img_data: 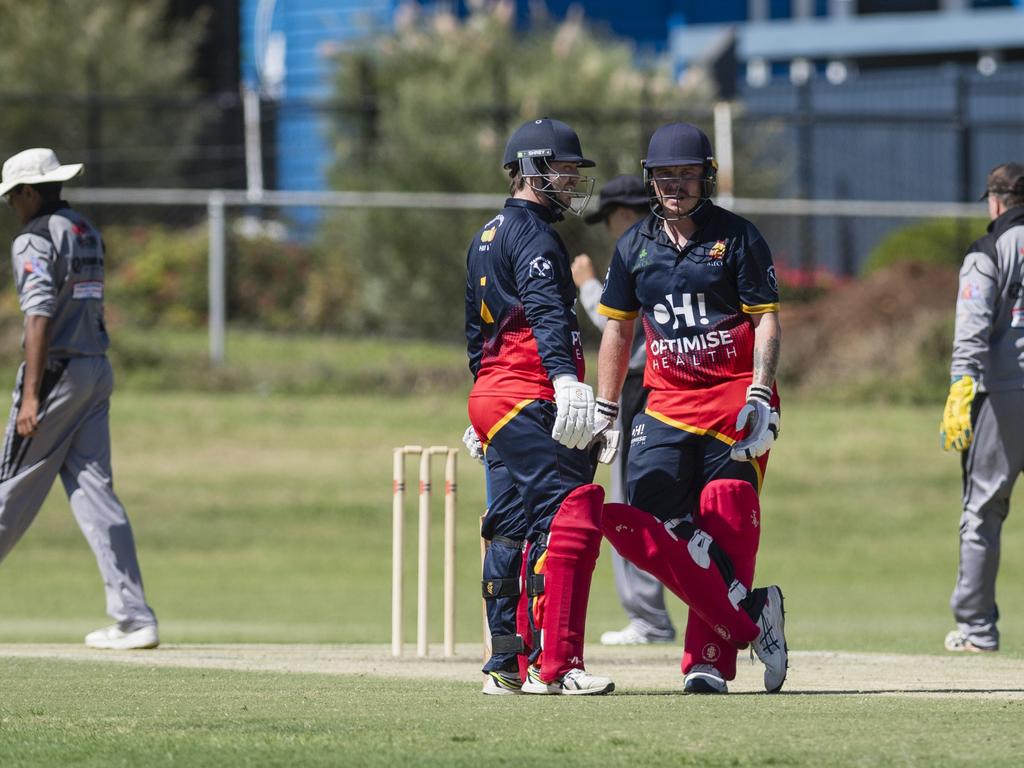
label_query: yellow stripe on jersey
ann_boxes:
[645,408,764,494]
[485,399,535,445]
[741,302,780,315]
[480,300,494,324]
[598,304,640,321]
[646,408,735,445]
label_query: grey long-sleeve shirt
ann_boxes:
[951,206,1024,392]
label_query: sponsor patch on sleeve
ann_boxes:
[72,281,104,300]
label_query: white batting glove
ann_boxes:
[730,384,780,462]
[462,425,484,464]
[551,375,595,450]
[591,397,621,464]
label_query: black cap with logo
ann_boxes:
[979,162,1024,201]
[584,175,648,224]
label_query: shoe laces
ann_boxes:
[758,611,782,656]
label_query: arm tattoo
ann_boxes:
[753,333,780,389]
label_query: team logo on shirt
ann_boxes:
[709,240,727,259]
[767,266,778,292]
[653,292,709,329]
[631,247,650,274]
[529,256,553,279]
[478,214,504,251]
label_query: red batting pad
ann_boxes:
[602,502,759,649]
[535,484,604,682]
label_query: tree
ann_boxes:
[323,1,715,339]
[0,0,207,189]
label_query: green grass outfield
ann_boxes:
[1,388,1022,766]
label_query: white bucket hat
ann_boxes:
[0,148,83,198]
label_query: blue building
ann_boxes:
[239,0,1024,208]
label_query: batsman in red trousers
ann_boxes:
[464,118,615,696]
[596,123,789,693]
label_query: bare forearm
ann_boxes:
[751,312,781,389]
[598,318,633,402]
[22,315,51,399]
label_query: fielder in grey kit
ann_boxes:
[0,148,157,650]
[942,162,1024,653]
[573,175,675,645]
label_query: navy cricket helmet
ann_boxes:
[503,118,595,217]
[642,122,717,220]
[502,118,595,170]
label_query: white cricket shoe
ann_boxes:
[85,623,159,650]
[521,665,615,695]
[600,624,650,646]
[944,630,997,653]
[683,664,728,694]
[482,670,524,695]
[752,586,787,693]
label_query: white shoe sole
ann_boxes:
[521,678,615,695]
[683,673,728,694]
[85,625,159,650]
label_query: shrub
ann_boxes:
[864,217,988,274]
[103,223,355,332]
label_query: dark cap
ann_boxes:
[979,162,1024,201]
[584,175,647,225]
[643,123,715,170]
[502,117,595,170]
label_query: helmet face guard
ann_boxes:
[519,154,596,217]
[643,161,717,221]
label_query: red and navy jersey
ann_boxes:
[465,198,585,401]
[598,205,778,422]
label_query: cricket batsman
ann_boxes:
[596,123,788,693]
[465,117,614,695]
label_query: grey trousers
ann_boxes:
[0,356,156,629]
[950,389,1024,649]
[607,372,675,640]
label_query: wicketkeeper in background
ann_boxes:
[0,148,158,650]
[571,174,676,646]
[941,162,1024,654]
[465,118,614,695]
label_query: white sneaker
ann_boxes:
[683,664,728,694]
[600,624,650,646]
[521,665,615,695]
[482,670,524,695]
[85,623,159,650]
[752,586,787,693]
[944,630,997,653]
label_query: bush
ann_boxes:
[104,224,355,332]
[105,225,209,328]
[864,217,988,274]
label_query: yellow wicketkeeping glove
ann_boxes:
[940,375,976,452]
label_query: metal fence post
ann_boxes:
[713,100,735,204]
[207,190,226,364]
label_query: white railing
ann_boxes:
[64,186,986,363]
